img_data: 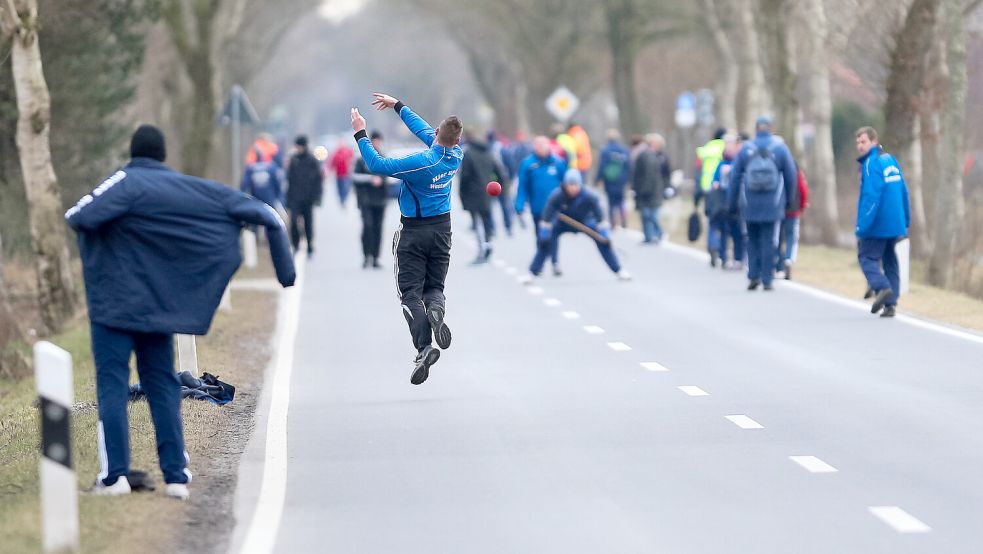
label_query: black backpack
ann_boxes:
[746,143,780,193]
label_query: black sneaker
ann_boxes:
[362,256,371,269]
[783,260,792,280]
[871,289,892,314]
[763,282,774,291]
[483,246,493,262]
[710,252,719,268]
[864,287,875,299]
[880,305,897,318]
[747,280,761,291]
[410,345,440,385]
[427,306,452,349]
[372,258,382,269]
[552,264,563,277]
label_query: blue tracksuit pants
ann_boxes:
[858,237,901,307]
[530,222,621,275]
[92,322,190,486]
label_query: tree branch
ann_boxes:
[966,0,983,15]
[0,0,20,36]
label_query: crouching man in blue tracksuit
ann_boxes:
[351,93,464,385]
[65,125,295,500]
[522,170,632,282]
[855,126,910,318]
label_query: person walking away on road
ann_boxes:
[515,135,567,276]
[65,125,295,500]
[708,135,745,269]
[855,126,910,318]
[241,145,284,211]
[351,93,464,385]
[568,121,593,182]
[695,128,728,257]
[523,169,631,282]
[352,131,391,269]
[727,116,798,291]
[329,142,354,208]
[550,123,578,167]
[486,131,515,236]
[776,167,809,279]
[459,130,504,264]
[245,133,282,167]
[631,133,671,244]
[597,129,632,230]
[286,135,323,257]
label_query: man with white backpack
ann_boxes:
[727,116,798,291]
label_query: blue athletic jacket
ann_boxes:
[856,145,910,238]
[241,160,283,208]
[355,103,463,218]
[66,157,295,335]
[515,153,567,217]
[541,187,605,228]
[596,140,631,194]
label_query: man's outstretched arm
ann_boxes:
[371,92,436,147]
[351,107,429,177]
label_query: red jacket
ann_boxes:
[329,146,353,177]
[786,168,809,218]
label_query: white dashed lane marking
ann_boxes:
[725,415,764,429]
[677,385,709,396]
[868,506,931,533]
[607,342,632,352]
[583,325,605,334]
[640,362,669,372]
[543,298,562,307]
[505,267,517,275]
[789,456,838,474]
[492,259,506,268]
[562,311,581,319]
[527,286,544,295]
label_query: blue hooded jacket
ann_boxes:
[856,145,910,238]
[596,140,631,195]
[515,153,567,217]
[66,157,295,335]
[728,132,798,222]
[355,103,464,218]
[241,159,283,208]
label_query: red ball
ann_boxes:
[486,181,502,196]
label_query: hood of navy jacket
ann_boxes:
[855,145,911,238]
[727,132,798,222]
[66,157,295,335]
[515,153,567,216]
[355,104,463,218]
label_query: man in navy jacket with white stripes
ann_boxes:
[351,93,463,385]
[66,125,295,500]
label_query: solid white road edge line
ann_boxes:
[239,252,306,554]
[725,414,764,429]
[789,455,838,473]
[678,385,709,396]
[868,506,931,533]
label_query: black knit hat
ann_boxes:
[370,130,383,141]
[130,124,166,162]
[295,135,308,147]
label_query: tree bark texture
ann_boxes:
[736,0,771,132]
[702,0,738,131]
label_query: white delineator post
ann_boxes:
[220,285,233,312]
[34,341,80,554]
[177,334,199,374]
[243,229,258,268]
[896,238,911,294]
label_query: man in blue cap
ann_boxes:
[522,169,631,282]
[727,116,798,290]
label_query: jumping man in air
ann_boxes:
[351,93,464,385]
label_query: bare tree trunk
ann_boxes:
[0,231,29,378]
[702,0,738,130]
[604,0,647,136]
[797,0,840,246]
[883,0,940,257]
[1,0,79,334]
[928,0,967,287]
[736,0,770,132]
[756,0,798,152]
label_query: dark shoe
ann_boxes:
[372,258,383,269]
[552,265,563,277]
[763,282,774,291]
[410,346,440,385]
[710,251,719,268]
[427,306,452,349]
[483,246,493,261]
[880,305,897,318]
[871,289,892,314]
[362,256,371,269]
[864,287,875,299]
[783,260,792,280]
[307,249,314,260]
[747,280,761,291]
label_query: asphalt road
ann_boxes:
[236,199,983,553]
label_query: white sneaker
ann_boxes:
[616,270,633,281]
[90,475,131,496]
[165,483,190,500]
[518,273,535,285]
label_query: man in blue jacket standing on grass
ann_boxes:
[66,125,295,500]
[351,93,463,385]
[515,135,567,275]
[855,126,910,318]
[728,116,798,291]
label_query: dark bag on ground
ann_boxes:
[687,210,702,242]
[129,371,236,405]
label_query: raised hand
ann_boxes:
[351,107,366,133]
[371,92,398,111]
